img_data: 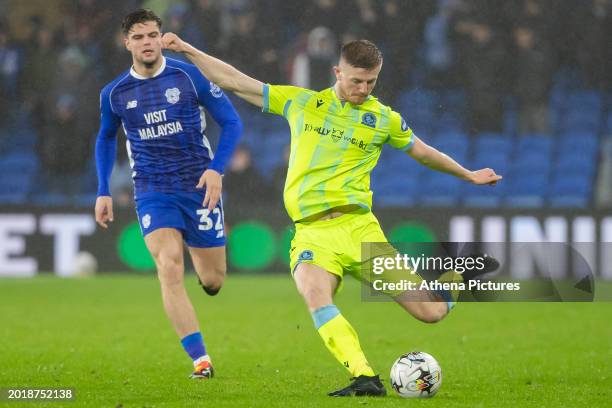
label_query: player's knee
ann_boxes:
[416,304,447,324]
[156,256,183,287]
[198,265,226,294]
[203,284,221,296]
[300,286,332,310]
[199,275,224,296]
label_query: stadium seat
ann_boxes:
[463,182,505,208]
[435,111,465,134]
[504,172,548,208]
[548,175,592,208]
[462,155,508,207]
[0,152,39,174]
[474,133,513,157]
[431,131,469,160]
[378,144,423,175]
[30,192,73,206]
[438,89,466,115]
[419,172,461,207]
[565,109,601,126]
[74,193,97,207]
[555,156,597,181]
[372,176,418,207]
[398,89,437,135]
[397,89,437,112]
[511,150,552,176]
[0,192,28,204]
[0,172,34,195]
[557,132,599,156]
[566,90,602,112]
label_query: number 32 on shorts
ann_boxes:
[196,207,224,238]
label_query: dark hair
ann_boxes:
[340,39,383,69]
[121,9,162,36]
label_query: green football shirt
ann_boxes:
[262,84,414,222]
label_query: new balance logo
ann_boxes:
[126,100,138,109]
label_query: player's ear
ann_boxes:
[333,65,341,80]
[124,37,131,51]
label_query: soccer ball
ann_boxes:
[390,351,442,398]
[73,251,98,277]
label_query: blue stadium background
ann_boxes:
[0,0,611,211]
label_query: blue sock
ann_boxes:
[181,332,207,361]
[434,289,456,313]
[311,304,340,329]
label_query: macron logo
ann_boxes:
[126,100,138,109]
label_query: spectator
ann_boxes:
[574,0,612,90]
[222,8,281,83]
[21,23,58,131]
[452,1,509,134]
[163,3,205,62]
[224,145,273,206]
[375,0,423,101]
[38,94,89,180]
[188,0,222,54]
[424,0,461,88]
[512,24,555,134]
[290,26,337,90]
[300,0,354,41]
[0,22,21,124]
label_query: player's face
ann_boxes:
[124,21,162,67]
[334,60,382,105]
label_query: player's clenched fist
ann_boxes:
[468,168,503,185]
[95,196,114,229]
[162,32,186,53]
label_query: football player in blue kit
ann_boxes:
[94,9,243,379]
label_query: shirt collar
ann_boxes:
[130,57,166,80]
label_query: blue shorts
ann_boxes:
[134,191,225,248]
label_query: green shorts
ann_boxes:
[290,211,401,292]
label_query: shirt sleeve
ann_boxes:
[189,68,243,174]
[387,110,414,151]
[95,86,121,196]
[262,84,305,117]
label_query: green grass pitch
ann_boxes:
[1,275,611,407]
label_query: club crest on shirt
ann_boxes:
[142,214,151,229]
[210,82,223,98]
[298,250,313,261]
[165,87,181,104]
[361,112,377,128]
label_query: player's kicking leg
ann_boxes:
[294,263,386,397]
[145,228,213,379]
[186,246,226,378]
[386,251,500,323]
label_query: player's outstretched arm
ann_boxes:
[407,136,502,185]
[162,32,264,108]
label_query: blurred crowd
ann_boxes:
[1,0,611,208]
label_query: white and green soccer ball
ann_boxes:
[390,351,442,398]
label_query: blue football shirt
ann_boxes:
[96,57,241,197]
